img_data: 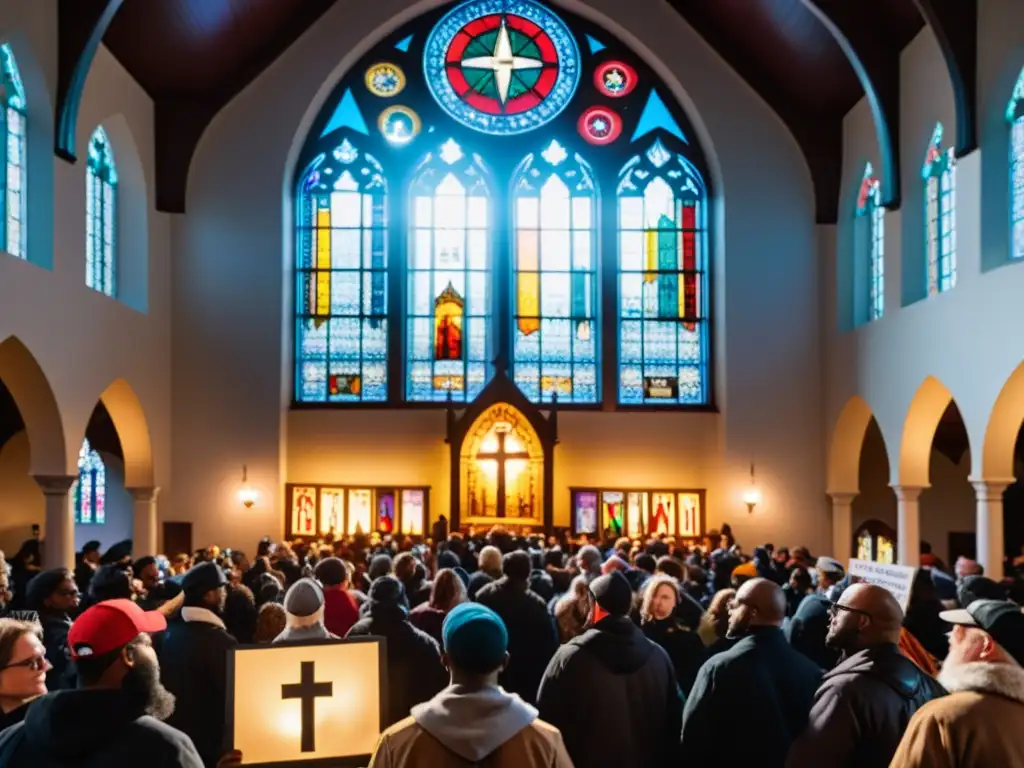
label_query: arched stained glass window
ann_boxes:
[512,139,598,403]
[856,163,884,321]
[1008,67,1024,260]
[407,139,491,402]
[293,0,711,408]
[86,126,117,296]
[0,44,26,259]
[296,139,389,402]
[74,438,105,525]
[618,138,707,405]
[922,122,955,295]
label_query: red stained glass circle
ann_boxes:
[594,61,637,98]
[577,106,622,145]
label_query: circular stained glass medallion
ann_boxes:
[594,61,636,98]
[577,105,621,145]
[365,62,407,97]
[424,0,581,136]
[378,105,422,146]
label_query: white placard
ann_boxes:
[848,559,918,612]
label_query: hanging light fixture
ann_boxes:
[743,462,762,514]
[237,465,257,509]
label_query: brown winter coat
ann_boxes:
[889,661,1024,768]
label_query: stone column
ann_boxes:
[33,475,77,570]
[892,485,924,567]
[129,487,160,557]
[970,478,1012,579]
[828,492,857,562]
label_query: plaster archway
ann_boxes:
[898,375,960,488]
[981,360,1024,482]
[0,335,66,476]
[828,395,876,494]
[97,378,153,489]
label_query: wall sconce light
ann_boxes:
[742,462,762,514]
[237,465,257,509]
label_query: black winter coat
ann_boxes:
[38,610,74,691]
[788,593,841,670]
[0,688,202,767]
[345,602,447,727]
[159,610,237,767]
[682,626,822,768]
[641,617,707,698]
[537,615,683,768]
[474,577,558,706]
[785,643,946,768]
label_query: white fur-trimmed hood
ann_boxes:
[938,661,1024,705]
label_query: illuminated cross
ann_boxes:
[476,428,530,518]
[281,661,333,753]
[461,18,544,105]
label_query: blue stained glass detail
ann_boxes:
[921,122,956,295]
[631,89,687,144]
[856,162,885,321]
[586,35,606,54]
[74,439,106,525]
[1008,67,1024,260]
[423,0,581,136]
[1,44,27,259]
[395,35,414,53]
[86,127,117,296]
[295,138,388,402]
[320,89,370,138]
[512,144,598,403]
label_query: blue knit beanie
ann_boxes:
[442,603,508,674]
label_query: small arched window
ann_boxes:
[1008,67,1024,260]
[922,122,956,295]
[74,438,106,525]
[86,126,117,296]
[856,163,884,320]
[0,44,26,259]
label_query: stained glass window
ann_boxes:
[856,163,884,321]
[407,139,491,401]
[512,140,598,403]
[0,45,26,260]
[1008,67,1024,260]
[618,138,707,405]
[86,127,117,296]
[74,439,105,525]
[922,123,956,295]
[295,138,388,402]
[294,0,711,408]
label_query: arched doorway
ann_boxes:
[850,417,897,561]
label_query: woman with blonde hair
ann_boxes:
[0,619,49,728]
[553,575,593,643]
[698,587,737,655]
[639,575,706,696]
[409,568,466,645]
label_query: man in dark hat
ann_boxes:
[74,540,102,595]
[537,570,682,768]
[346,575,447,727]
[159,561,237,767]
[100,539,133,567]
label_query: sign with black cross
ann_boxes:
[227,637,387,766]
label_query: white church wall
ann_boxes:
[828,1,1024,558]
[176,0,825,551]
[0,0,171,504]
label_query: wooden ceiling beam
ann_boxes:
[802,0,902,213]
[55,0,126,162]
[912,0,978,157]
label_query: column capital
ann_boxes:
[890,484,927,502]
[968,477,1015,500]
[827,491,858,505]
[32,474,77,495]
[127,487,161,503]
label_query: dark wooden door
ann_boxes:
[162,522,192,558]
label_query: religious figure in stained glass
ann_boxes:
[86,127,117,297]
[856,163,885,321]
[678,492,700,537]
[347,489,372,535]
[74,439,105,525]
[1008,67,1024,260]
[320,489,344,535]
[377,491,396,533]
[460,403,542,525]
[573,490,598,534]
[602,491,624,537]
[650,492,673,535]
[434,282,465,360]
[400,490,426,535]
[291,486,317,537]
[922,123,956,296]
[1,44,26,260]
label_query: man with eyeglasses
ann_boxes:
[785,583,945,767]
[681,578,821,767]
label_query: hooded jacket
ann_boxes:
[537,615,682,767]
[368,685,572,768]
[785,642,946,768]
[0,688,202,767]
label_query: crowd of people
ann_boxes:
[0,523,1020,766]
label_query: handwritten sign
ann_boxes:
[228,637,385,766]
[848,559,917,612]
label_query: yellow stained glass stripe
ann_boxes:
[644,228,658,283]
[516,230,540,335]
[316,208,331,319]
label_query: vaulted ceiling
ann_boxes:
[55,0,978,222]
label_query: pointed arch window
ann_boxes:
[1008,67,1024,260]
[618,138,707,405]
[922,123,956,295]
[74,438,105,525]
[86,127,117,296]
[856,163,884,320]
[512,139,598,403]
[406,139,491,402]
[296,139,389,402]
[0,44,26,259]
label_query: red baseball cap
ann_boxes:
[68,599,167,659]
